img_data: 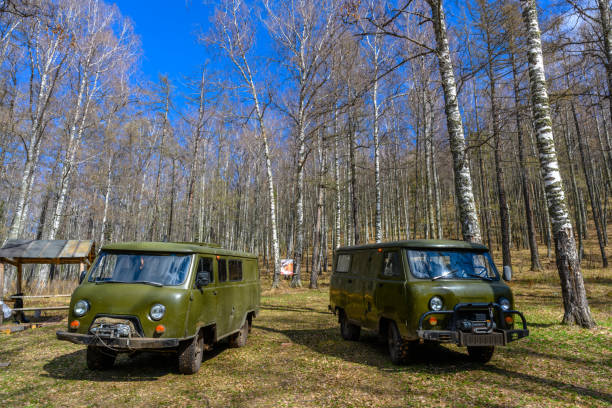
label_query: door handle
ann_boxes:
[213,290,217,295]
[348,279,353,284]
[378,283,383,287]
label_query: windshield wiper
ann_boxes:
[134,281,163,287]
[95,279,162,287]
[464,272,493,281]
[432,269,458,281]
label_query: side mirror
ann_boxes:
[196,271,210,288]
[502,266,512,282]
[79,270,87,284]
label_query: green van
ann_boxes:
[329,240,529,364]
[57,242,260,374]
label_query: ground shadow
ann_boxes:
[260,304,331,315]
[42,344,228,381]
[253,324,612,405]
[254,324,475,372]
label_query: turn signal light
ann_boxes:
[505,316,514,325]
[429,317,438,326]
[155,324,165,334]
[70,320,80,329]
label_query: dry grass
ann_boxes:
[0,245,611,407]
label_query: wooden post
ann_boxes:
[16,263,22,294]
[0,263,4,326]
[0,263,4,299]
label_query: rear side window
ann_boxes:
[218,259,227,282]
[382,251,402,277]
[336,254,351,273]
[229,260,242,281]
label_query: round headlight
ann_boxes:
[499,297,511,311]
[150,304,166,321]
[74,300,90,317]
[429,296,443,311]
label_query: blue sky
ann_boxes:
[112,1,214,88]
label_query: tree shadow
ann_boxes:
[482,365,612,404]
[42,345,228,381]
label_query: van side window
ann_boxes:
[336,254,351,273]
[382,251,402,277]
[229,260,242,281]
[195,257,213,287]
[218,259,227,282]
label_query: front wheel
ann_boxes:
[178,333,203,374]
[467,346,495,363]
[339,311,360,341]
[86,346,116,370]
[387,321,412,365]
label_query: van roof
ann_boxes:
[100,242,257,259]
[337,240,489,252]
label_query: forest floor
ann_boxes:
[0,250,611,407]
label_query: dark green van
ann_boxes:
[329,240,529,364]
[57,242,260,374]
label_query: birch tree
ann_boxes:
[48,0,136,241]
[7,2,67,240]
[426,0,482,243]
[520,0,595,328]
[264,0,342,287]
[212,0,282,288]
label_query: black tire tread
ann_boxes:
[339,310,361,341]
[228,320,249,348]
[178,333,203,374]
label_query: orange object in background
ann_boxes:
[280,259,294,276]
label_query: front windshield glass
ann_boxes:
[406,249,499,280]
[88,252,192,286]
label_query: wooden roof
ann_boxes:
[0,240,96,265]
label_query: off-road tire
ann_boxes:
[178,333,203,374]
[339,310,360,341]
[86,346,116,370]
[387,321,412,365]
[467,346,495,363]
[228,319,249,348]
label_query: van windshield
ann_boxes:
[88,251,192,286]
[406,250,499,281]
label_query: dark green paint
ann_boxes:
[65,242,260,346]
[329,240,514,340]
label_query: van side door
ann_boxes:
[375,250,405,322]
[363,250,381,329]
[187,256,217,337]
[214,257,230,338]
[345,251,367,323]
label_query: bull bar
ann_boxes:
[416,302,529,347]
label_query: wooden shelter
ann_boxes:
[0,240,96,325]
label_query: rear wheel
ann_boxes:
[387,321,412,365]
[229,319,249,348]
[467,346,495,363]
[178,332,203,374]
[86,346,116,370]
[339,310,360,341]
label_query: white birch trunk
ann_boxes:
[520,0,595,327]
[428,0,482,243]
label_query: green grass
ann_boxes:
[1,265,611,407]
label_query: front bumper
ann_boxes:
[56,331,180,350]
[416,302,529,347]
